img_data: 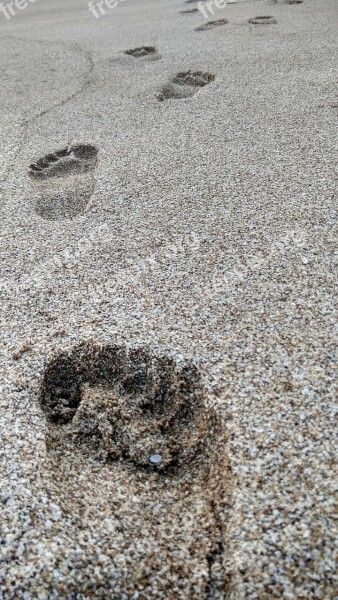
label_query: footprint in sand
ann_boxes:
[180,7,199,14]
[29,144,98,221]
[157,70,215,101]
[195,18,228,31]
[124,46,161,61]
[40,342,232,595]
[40,342,220,470]
[248,15,277,24]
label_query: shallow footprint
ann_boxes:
[29,144,98,221]
[195,18,228,31]
[157,70,215,101]
[40,342,232,596]
[248,15,277,24]
[180,7,199,14]
[124,46,161,61]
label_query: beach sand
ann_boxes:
[0,0,337,597]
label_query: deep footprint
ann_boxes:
[40,342,222,471]
[157,70,215,101]
[40,343,232,597]
[195,18,228,31]
[29,144,98,221]
[248,15,277,24]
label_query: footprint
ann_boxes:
[157,70,215,101]
[195,18,228,31]
[124,46,161,61]
[40,343,219,470]
[40,342,232,595]
[248,15,277,24]
[180,7,199,14]
[29,144,98,221]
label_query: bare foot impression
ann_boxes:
[195,18,228,31]
[180,7,199,14]
[41,343,222,470]
[40,342,232,597]
[124,46,161,61]
[29,144,98,221]
[248,15,277,24]
[157,70,215,101]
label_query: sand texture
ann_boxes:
[0,0,337,597]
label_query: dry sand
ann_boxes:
[0,0,337,597]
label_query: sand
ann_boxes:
[0,0,337,597]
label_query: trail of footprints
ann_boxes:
[31,1,305,587]
[32,0,306,472]
[32,0,305,487]
[27,0,305,218]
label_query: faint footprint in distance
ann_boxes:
[248,15,277,24]
[195,18,228,31]
[157,70,215,101]
[29,144,98,221]
[180,7,199,14]
[124,46,161,61]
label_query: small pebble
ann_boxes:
[149,454,162,465]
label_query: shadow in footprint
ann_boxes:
[124,46,161,61]
[40,341,232,596]
[41,342,220,471]
[248,15,277,24]
[157,70,215,101]
[195,18,228,31]
[29,144,98,221]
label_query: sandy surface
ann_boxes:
[0,0,337,598]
